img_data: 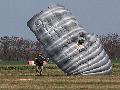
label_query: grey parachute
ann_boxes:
[27,4,112,75]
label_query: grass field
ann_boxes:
[0,61,120,90]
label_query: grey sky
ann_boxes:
[0,0,120,40]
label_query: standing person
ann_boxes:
[35,53,46,75]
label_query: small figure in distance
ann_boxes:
[35,53,49,76]
[77,36,86,52]
[78,37,85,45]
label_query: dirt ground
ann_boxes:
[0,64,120,90]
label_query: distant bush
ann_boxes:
[0,64,58,70]
[0,65,35,70]
[0,60,27,65]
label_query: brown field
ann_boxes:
[0,63,120,90]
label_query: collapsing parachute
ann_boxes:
[27,4,112,75]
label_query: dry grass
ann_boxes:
[0,64,120,90]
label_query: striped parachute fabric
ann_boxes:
[27,4,112,75]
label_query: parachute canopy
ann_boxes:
[27,4,112,75]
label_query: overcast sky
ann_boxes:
[0,0,120,40]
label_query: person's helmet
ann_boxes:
[38,52,42,55]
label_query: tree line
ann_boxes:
[0,33,120,61]
[99,33,120,60]
[0,36,45,61]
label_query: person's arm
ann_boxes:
[46,58,49,62]
[34,57,38,64]
[40,55,45,60]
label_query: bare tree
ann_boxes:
[0,36,44,61]
[100,33,120,59]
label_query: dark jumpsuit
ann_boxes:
[35,55,45,75]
